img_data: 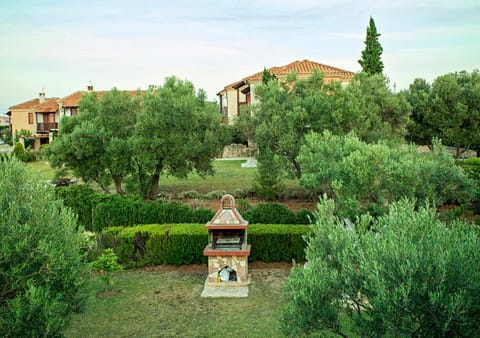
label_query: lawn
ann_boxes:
[26,159,306,196]
[65,264,291,337]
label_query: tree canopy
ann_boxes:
[238,71,410,198]
[298,132,476,218]
[405,70,480,157]
[48,77,229,199]
[358,16,384,75]
[132,77,229,199]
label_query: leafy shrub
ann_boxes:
[191,207,215,223]
[89,248,124,292]
[0,158,88,336]
[92,197,200,232]
[243,203,297,224]
[177,190,203,199]
[298,132,477,218]
[296,209,315,224]
[235,198,252,213]
[12,142,26,161]
[458,157,480,182]
[55,184,98,230]
[281,196,480,337]
[205,190,227,200]
[248,224,308,262]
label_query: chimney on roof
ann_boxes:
[87,81,94,92]
[39,91,46,103]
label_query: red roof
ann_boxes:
[61,91,86,107]
[245,59,354,82]
[60,89,147,108]
[9,98,41,110]
[35,98,59,113]
[220,59,355,93]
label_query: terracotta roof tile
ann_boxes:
[60,89,147,108]
[61,91,86,107]
[35,98,59,113]
[244,59,355,82]
[9,98,40,110]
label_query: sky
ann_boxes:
[1,0,479,114]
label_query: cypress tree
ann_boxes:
[358,16,384,75]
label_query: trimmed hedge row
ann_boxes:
[96,223,310,268]
[55,185,315,231]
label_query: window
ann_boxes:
[28,113,34,124]
[70,108,78,116]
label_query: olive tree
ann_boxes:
[132,77,229,199]
[281,197,480,337]
[0,158,88,337]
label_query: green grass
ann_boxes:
[26,159,59,181]
[65,267,290,337]
[26,159,305,196]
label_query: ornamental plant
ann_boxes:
[90,249,124,292]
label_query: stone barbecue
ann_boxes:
[201,194,250,297]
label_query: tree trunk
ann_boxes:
[145,162,163,200]
[147,172,160,200]
[113,175,125,195]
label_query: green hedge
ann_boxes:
[97,223,310,268]
[89,195,214,232]
[55,186,314,231]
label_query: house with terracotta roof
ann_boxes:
[8,85,148,150]
[8,86,96,150]
[217,59,355,124]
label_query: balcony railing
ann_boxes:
[37,122,58,133]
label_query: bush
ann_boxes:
[243,203,297,224]
[0,158,88,336]
[12,142,26,161]
[205,190,227,200]
[281,197,480,337]
[55,184,98,230]
[177,190,203,199]
[248,224,308,262]
[97,223,310,268]
[296,209,315,224]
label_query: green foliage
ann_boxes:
[281,197,480,337]
[91,196,213,232]
[12,141,26,160]
[89,248,124,292]
[0,158,88,337]
[459,157,480,182]
[298,132,477,218]
[55,184,98,230]
[204,190,227,200]
[243,202,297,224]
[405,70,480,157]
[177,190,203,199]
[132,77,229,199]
[248,224,309,262]
[358,16,384,75]
[96,223,309,268]
[241,68,409,198]
[261,67,277,85]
